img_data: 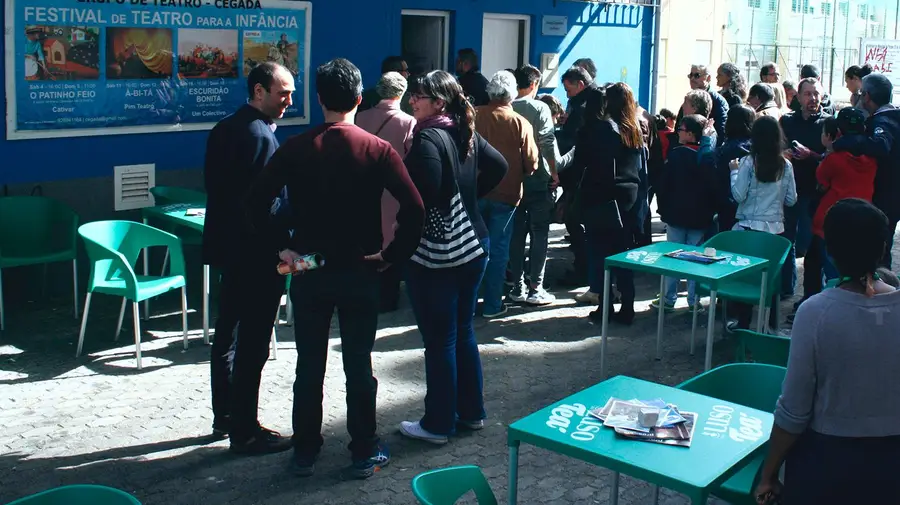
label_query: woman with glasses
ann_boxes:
[398,70,508,445]
[567,82,645,324]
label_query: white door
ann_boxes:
[481,14,530,78]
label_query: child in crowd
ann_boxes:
[655,110,675,163]
[654,114,717,311]
[726,115,797,330]
[803,108,878,300]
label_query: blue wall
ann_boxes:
[0,0,654,185]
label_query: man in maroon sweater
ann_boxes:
[247,58,424,480]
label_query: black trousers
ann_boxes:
[783,430,900,504]
[291,264,380,461]
[210,261,285,442]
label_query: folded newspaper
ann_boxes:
[589,398,696,447]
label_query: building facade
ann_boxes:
[1,0,658,225]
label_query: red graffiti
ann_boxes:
[865,46,894,74]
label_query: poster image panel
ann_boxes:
[24,25,100,81]
[106,28,173,80]
[243,30,300,77]
[5,0,312,140]
[177,29,239,80]
[860,38,900,98]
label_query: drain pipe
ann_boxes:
[649,1,662,114]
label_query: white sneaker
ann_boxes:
[507,283,527,303]
[526,288,556,306]
[574,291,600,304]
[399,421,448,445]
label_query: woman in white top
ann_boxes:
[726,115,797,329]
[730,115,797,233]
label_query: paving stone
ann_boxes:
[2,222,894,505]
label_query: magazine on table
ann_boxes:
[614,412,698,447]
[665,249,727,264]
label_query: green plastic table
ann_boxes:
[601,242,769,374]
[507,375,774,505]
[141,203,209,344]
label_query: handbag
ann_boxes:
[410,128,486,269]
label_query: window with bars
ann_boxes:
[839,1,849,16]
[821,2,831,16]
[748,0,761,8]
[858,4,868,18]
[768,0,777,10]
[792,0,801,12]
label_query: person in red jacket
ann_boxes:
[804,107,877,300]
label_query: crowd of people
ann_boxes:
[201,50,900,500]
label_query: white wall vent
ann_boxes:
[113,164,155,211]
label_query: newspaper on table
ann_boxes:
[589,397,695,447]
[614,412,697,447]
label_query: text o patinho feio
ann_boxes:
[30,90,95,99]
[24,7,299,29]
[75,0,264,8]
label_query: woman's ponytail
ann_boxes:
[452,92,476,160]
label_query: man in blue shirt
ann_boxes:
[204,61,294,455]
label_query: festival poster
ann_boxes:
[4,0,311,140]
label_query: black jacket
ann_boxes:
[780,111,827,196]
[458,70,490,107]
[834,105,900,223]
[658,144,717,230]
[713,137,752,230]
[202,105,287,268]
[572,118,641,214]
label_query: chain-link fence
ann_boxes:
[724,42,862,103]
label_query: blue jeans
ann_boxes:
[478,199,516,314]
[406,255,488,435]
[664,225,706,305]
[782,193,815,296]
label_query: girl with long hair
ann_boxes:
[717,62,748,106]
[726,115,797,330]
[399,70,508,444]
[714,104,756,233]
[569,82,645,324]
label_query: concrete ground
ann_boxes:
[1,220,896,505]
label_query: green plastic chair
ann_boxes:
[676,363,786,505]
[695,231,792,333]
[0,196,80,330]
[411,465,497,505]
[77,221,188,370]
[148,186,205,276]
[5,484,141,504]
[733,329,791,367]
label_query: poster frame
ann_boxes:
[4,0,312,140]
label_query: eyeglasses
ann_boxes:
[410,93,434,101]
[687,72,704,79]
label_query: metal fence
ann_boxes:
[725,42,860,102]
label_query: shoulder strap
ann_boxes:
[429,128,465,198]
[372,114,394,137]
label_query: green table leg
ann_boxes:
[756,270,768,333]
[656,275,665,360]
[609,471,620,505]
[508,442,520,505]
[141,218,150,319]
[600,268,613,378]
[704,290,718,371]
